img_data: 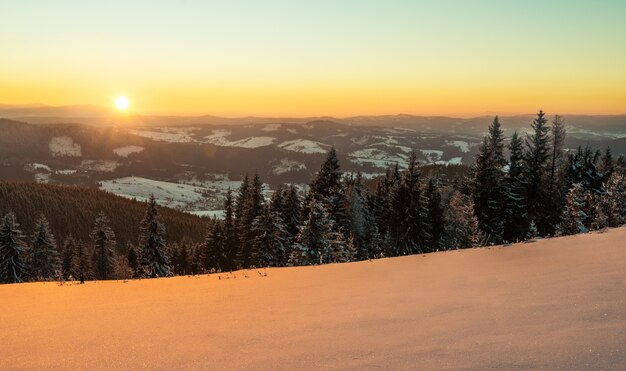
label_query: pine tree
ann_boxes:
[603,172,625,227]
[0,212,27,284]
[139,195,170,278]
[90,212,117,280]
[388,152,429,255]
[329,230,348,263]
[472,117,507,243]
[29,213,59,281]
[523,110,552,235]
[202,219,225,272]
[250,206,288,267]
[237,171,264,268]
[222,188,237,271]
[560,184,588,235]
[281,185,302,246]
[425,178,445,251]
[308,147,348,234]
[544,115,568,235]
[600,147,614,175]
[290,199,333,265]
[443,191,483,249]
[72,239,91,282]
[127,242,139,278]
[61,235,77,280]
[503,132,528,242]
[345,173,371,259]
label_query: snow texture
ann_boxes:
[113,145,145,157]
[49,136,82,157]
[1,228,625,369]
[277,139,328,154]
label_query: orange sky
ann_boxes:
[1,1,625,117]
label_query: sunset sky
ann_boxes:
[1,0,625,117]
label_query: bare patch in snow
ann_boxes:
[420,149,444,162]
[49,136,82,157]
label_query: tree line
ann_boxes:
[1,111,625,284]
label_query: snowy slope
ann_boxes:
[1,228,625,369]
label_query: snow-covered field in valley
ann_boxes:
[1,228,626,369]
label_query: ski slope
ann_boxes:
[1,228,625,369]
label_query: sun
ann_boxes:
[115,96,130,110]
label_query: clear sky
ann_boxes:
[1,0,625,116]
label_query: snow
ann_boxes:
[277,139,328,154]
[80,160,119,172]
[130,128,198,143]
[261,123,281,132]
[49,136,82,157]
[272,158,306,175]
[99,176,205,210]
[419,149,443,161]
[204,129,275,148]
[189,210,225,218]
[446,140,471,153]
[435,156,463,165]
[113,145,144,157]
[33,173,50,184]
[55,169,77,175]
[1,228,625,369]
[348,148,408,168]
[99,176,242,213]
[24,163,51,172]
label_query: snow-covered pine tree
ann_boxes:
[61,235,77,280]
[560,184,588,235]
[290,199,333,266]
[90,212,117,280]
[345,173,372,259]
[72,239,91,282]
[308,147,349,235]
[281,185,302,243]
[523,110,552,235]
[544,115,568,235]
[222,188,237,271]
[589,195,609,231]
[329,230,348,263]
[139,195,170,278]
[600,147,614,175]
[127,241,139,278]
[368,164,400,255]
[0,212,27,284]
[504,132,528,242]
[202,218,225,272]
[29,213,60,281]
[603,172,625,227]
[527,220,538,240]
[388,151,430,255]
[443,191,483,249]
[237,171,264,268]
[250,206,288,267]
[425,178,445,251]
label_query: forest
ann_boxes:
[1,111,625,284]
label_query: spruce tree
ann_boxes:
[250,206,288,267]
[544,115,568,235]
[202,219,225,272]
[90,212,117,280]
[308,148,348,234]
[72,239,91,282]
[222,188,237,271]
[603,172,625,227]
[290,199,333,265]
[425,178,445,251]
[237,171,264,268]
[281,185,302,246]
[0,212,27,284]
[560,184,588,235]
[503,132,528,242]
[443,191,483,249]
[139,195,170,278]
[61,235,77,280]
[127,242,139,278]
[29,214,60,281]
[523,110,552,235]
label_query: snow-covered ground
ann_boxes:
[272,158,306,175]
[349,148,409,168]
[49,136,82,157]
[277,139,328,154]
[113,145,144,157]
[99,176,243,213]
[1,228,625,369]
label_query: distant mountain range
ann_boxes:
[1,103,625,140]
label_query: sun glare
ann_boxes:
[115,96,129,110]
